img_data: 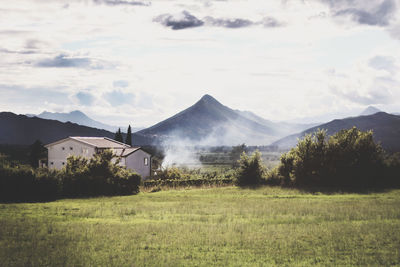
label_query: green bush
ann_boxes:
[235,150,266,187]
[265,168,284,186]
[143,177,234,188]
[0,161,61,202]
[0,150,141,202]
[383,152,400,187]
[60,150,141,197]
[144,166,235,188]
[154,167,190,180]
[275,127,388,188]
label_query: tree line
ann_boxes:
[236,127,400,190]
[0,150,141,202]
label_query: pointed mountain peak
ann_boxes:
[197,94,222,106]
[200,94,215,101]
[360,106,381,116]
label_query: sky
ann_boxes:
[0,0,399,127]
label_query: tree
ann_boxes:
[235,150,266,187]
[125,125,132,146]
[29,140,47,168]
[63,150,141,196]
[114,128,123,143]
[277,127,385,188]
[230,144,247,168]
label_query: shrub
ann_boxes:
[143,177,234,188]
[60,150,141,197]
[275,127,387,189]
[0,150,141,202]
[383,152,400,187]
[0,161,61,202]
[144,166,236,188]
[154,167,190,180]
[265,168,284,186]
[235,150,266,187]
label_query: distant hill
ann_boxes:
[273,112,400,151]
[0,112,151,146]
[138,95,281,145]
[360,106,381,116]
[234,110,318,137]
[33,110,142,133]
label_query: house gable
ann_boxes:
[124,149,152,179]
[46,138,95,169]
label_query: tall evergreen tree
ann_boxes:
[29,140,47,168]
[125,124,132,146]
[114,128,123,143]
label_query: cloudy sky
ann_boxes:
[0,0,399,127]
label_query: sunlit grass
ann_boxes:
[1,187,400,266]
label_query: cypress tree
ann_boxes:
[29,140,47,168]
[114,128,123,143]
[125,125,132,146]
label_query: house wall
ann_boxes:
[47,139,95,170]
[125,150,151,179]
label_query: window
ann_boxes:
[50,162,54,165]
[62,147,65,150]
[62,162,65,165]
[144,157,148,166]
[70,147,73,150]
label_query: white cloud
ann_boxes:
[0,0,399,128]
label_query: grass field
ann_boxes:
[1,187,400,266]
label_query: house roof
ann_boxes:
[114,147,142,157]
[45,137,151,157]
[71,137,130,148]
[45,136,130,149]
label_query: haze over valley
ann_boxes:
[1,94,399,155]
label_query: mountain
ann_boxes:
[138,94,280,145]
[234,110,318,137]
[360,106,381,116]
[34,110,142,133]
[273,112,400,151]
[0,112,151,146]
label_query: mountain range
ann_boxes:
[28,110,143,133]
[1,95,399,151]
[273,112,400,151]
[0,112,114,145]
[0,112,151,146]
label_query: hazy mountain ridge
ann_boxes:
[2,96,399,149]
[0,112,151,146]
[31,110,142,133]
[273,112,400,151]
[234,110,318,137]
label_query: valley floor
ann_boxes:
[1,187,400,266]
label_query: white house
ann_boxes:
[45,137,151,179]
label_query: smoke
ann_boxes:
[161,146,200,167]
[160,133,202,168]
[158,120,279,167]
[155,110,311,167]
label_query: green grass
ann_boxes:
[1,187,400,266]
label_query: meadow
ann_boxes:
[1,186,400,266]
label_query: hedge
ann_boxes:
[143,177,234,188]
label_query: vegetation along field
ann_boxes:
[1,187,400,266]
